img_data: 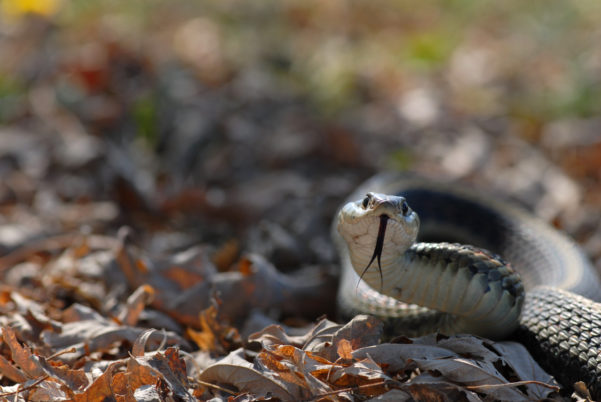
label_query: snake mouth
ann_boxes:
[358,214,389,291]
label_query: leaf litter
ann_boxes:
[0,194,569,401]
[3,5,601,401]
[0,230,566,401]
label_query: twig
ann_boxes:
[466,380,560,392]
[196,379,238,395]
[47,347,77,361]
[307,380,389,401]
[0,375,50,397]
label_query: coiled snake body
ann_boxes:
[334,174,601,397]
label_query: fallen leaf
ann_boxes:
[35,356,89,392]
[71,361,123,402]
[412,357,527,400]
[131,328,158,357]
[492,341,558,399]
[249,317,341,351]
[119,285,155,326]
[40,304,190,360]
[0,354,28,383]
[213,239,240,271]
[353,333,558,400]
[336,338,353,360]
[143,348,193,400]
[187,305,241,353]
[2,326,45,378]
[199,348,294,400]
[320,315,383,362]
[366,388,412,401]
[27,378,70,401]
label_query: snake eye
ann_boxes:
[362,196,370,209]
[401,201,409,216]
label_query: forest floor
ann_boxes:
[0,2,601,400]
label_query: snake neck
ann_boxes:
[349,242,525,339]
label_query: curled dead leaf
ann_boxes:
[199,348,295,400]
[2,326,45,378]
[187,305,241,353]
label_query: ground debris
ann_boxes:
[2,3,601,400]
[199,316,562,401]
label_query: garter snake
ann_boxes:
[334,173,601,397]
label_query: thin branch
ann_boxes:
[466,380,560,392]
[307,380,389,401]
[196,379,237,395]
[0,375,50,397]
[47,347,77,361]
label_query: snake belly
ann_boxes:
[334,173,601,397]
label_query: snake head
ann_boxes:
[337,192,420,266]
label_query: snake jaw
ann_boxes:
[358,214,389,292]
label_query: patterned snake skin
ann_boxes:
[334,173,601,398]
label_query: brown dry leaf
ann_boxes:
[414,335,558,398]
[0,354,28,383]
[132,382,172,402]
[70,237,92,259]
[60,302,107,322]
[315,354,390,396]
[2,326,45,378]
[353,343,455,372]
[199,348,294,400]
[572,381,593,401]
[109,371,132,400]
[213,239,240,271]
[131,328,159,357]
[103,331,192,400]
[27,378,70,401]
[332,315,383,351]
[413,334,501,360]
[314,315,383,362]
[237,256,253,276]
[248,324,301,349]
[249,317,341,351]
[256,345,312,396]
[118,284,155,326]
[255,343,338,399]
[413,357,527,400]
[147,253,334,328]
[71,361,123,401]
[161,266,204,289]
[115,240,145,288]
[164,347,189,386]
[0,290,13,306]
[491,341,558,399]
[352,334,558,401]
[366,388,412,401]
[135,258,149,274]
[40,304,189,360]
[337,338,353,360]
[125,357,162,396]
[289,354,336,398]
[247,317,393,399]
[403,373,482,402]
[35,355,89,392]
[187,305,241,353]
[142,348,194,400]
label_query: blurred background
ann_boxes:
[1,0,601,273]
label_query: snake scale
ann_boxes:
[334,173,601,398]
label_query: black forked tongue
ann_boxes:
[358,214,389,292]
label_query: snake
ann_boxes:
[334,173,601,398]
